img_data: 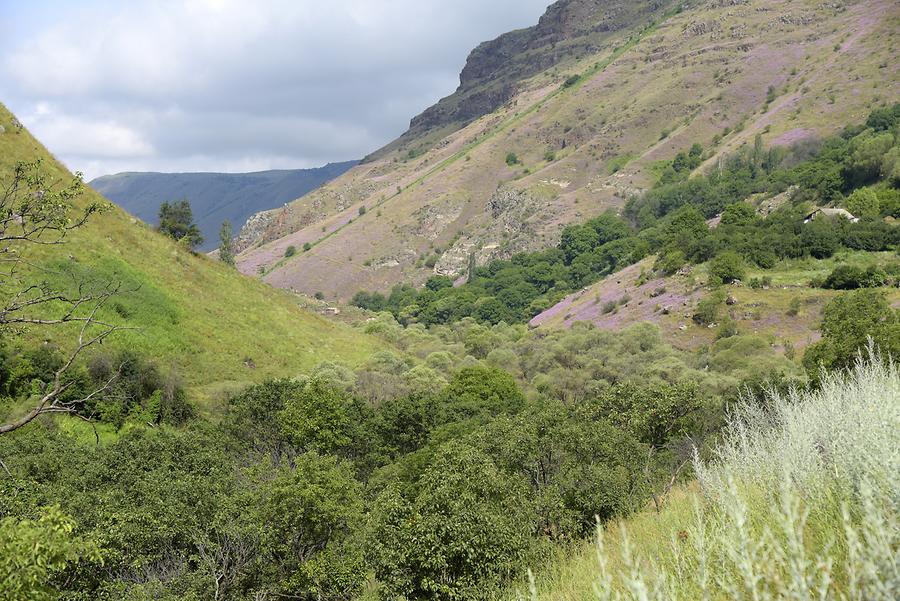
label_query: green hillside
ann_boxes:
[0,103,381,409]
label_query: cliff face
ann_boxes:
[405,0,672,136]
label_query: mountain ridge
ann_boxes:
[236,0,898,301]
[90,161,356,251]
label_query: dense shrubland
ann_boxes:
[352,105,900,325]
[521,354,898,600]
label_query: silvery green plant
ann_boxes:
[588,351,899,600]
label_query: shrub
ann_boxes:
[562,74,581,88]
[358,205,367,216]
[590,358,900,600]
[505,152,519,166]
[844,187,880,217]
[821,264,887,290]
[708,251,745,284]
[803,289,900,376]
[284,245,297,258]
[694,291,725,325]
[367,443,533,600]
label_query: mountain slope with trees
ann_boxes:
[236,0,899,301]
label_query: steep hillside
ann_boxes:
[90,162,355,252]
[530,251,900,352]
[0,104,381,408]
[236,0,899,301]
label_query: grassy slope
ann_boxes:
[237,0,900,300]
[530,251,900,353]
[0,104,382,412]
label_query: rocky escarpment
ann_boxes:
[400,0,674,141]
[434,187,561,277]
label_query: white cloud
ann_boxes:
[1,0,551,179]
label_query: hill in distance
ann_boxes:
[90,162,356,251]
[234,0,899,301]
[0,103,380,411]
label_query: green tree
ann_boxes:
[367,443,532,600]
[720,202,757,226]
[277,379,368,457]
[251,453,366,599]
[437,366,526,425]
[709,251,746,283]
[158,199,203,250]
[0,507,102,601]
[803,289,900,376]
[219,220,235,265]
[844,187,880,218]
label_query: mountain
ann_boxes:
[235,0,899,300]
[90,162,356,251]
[0,104,380,410]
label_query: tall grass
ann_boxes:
[574,353,899,600]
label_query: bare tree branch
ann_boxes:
[0,160,125,436]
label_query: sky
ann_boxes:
[0,0,551,180]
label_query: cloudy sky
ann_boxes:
[0,0,550,180]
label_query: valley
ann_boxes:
[0,1,898,600]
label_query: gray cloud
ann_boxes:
[0,0,551,179]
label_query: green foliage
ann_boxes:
[158,199,203,250]
[368,443,533,600]
[218,220,235,266]
[278,379,369,457]
[708,251,746,283]
[694,290,726,325]
[803,289,900,376]
[250,453,366,598]
[844,186,880,217]
[436,366,526,425]
[719,202,757,226]
[505,152,519,166]
[284,245,297,257]
[820,264,888,289]
[0,507,102,601]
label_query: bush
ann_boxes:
[694,291,725,325]
[821,264,887,290]
[802,289,900,376]
[284,245,297,258]
[844,187,880,217]
[590,358,900,599]
[505,152,519,166]
[708,251,745,284]
[358,205,366,216]
[367,443,533,600]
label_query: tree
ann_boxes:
[803,289,900,376]
[0,161,124,435]
[251,453,366,599]
[0,507,102,601]
[367,443,532,600]
[218,220,235,265]
[844,187,880,218]
[158,199,203,250]
[709,251,746,283]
